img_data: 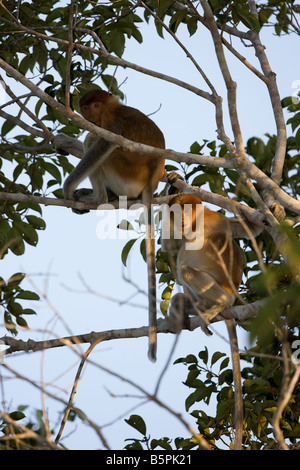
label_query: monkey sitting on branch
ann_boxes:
[53,89,165,361]
[161,192,263,448]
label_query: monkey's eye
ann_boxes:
[94,102,100,108]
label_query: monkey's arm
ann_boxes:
[52,134,84,158]
[179,265,236,336]
[229,217,263,239]
[63,119,124,200]
[63,138,118,200]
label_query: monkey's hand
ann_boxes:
[52,134,84,158]
[270,201,286,222]
[167,170,184,195]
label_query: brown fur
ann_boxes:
[161,193,262,449]
[80,90,165,197]
[162,193,255,316]
[75,89,166,361]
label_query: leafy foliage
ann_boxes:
[125,339,300,450]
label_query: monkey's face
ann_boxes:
[80,101,103,125]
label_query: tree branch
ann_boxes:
[272,341,300,450]
[0,299,264,356]
[0,179,267,231]
[200,0,245,157]
[247,0,287,188]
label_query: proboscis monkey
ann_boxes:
[55,89,165,361]
[161,193,263,448]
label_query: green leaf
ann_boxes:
[16,316,28,327]
[140,238,146,262]
[198,347,208,365]
[105,30,125,57]
[156,260,169,273]
[219,357,230,371]
[190,141,203,154]
[7,272,26,286]
[42,161,62,183]
[174,354,197,365]
[26,215,46,230]
[211,351,227,367]
[124,440,144,450]
[1,119,15,136]
[125,415,147,436]
[13,221,38,246]
[121,238,137,266]
[187,16,198,36]
[216,399,234,420]
[52,188,64,199]
[16,290,40,301]
[9,411,26,421]
[8,228,25,256]
[169,10,187,33]
[185,384,208,411]
[151,437,172,450]
[22,308,37,315]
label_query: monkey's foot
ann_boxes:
[198,315,213,336]
[72,188,93,214]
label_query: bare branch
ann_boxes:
[200,0,245,156]
[0,299,264,356]
[247,0,287,187]
[0,106,45,139]
[54,339,109,448]
[0,75,52,139]
[141,1,218,96]
[1,361,112,447]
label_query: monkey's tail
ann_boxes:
[142,188,157,362]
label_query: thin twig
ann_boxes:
[141,1,217,95]
[272,343,300,450]
[55,339,109,448]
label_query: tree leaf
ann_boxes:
[121,238,138,266]
[211,351,227,367]
[16,290,40,301]
[124,414,147,436]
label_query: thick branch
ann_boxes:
[0,181,267,230]
[0,300,263,356]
